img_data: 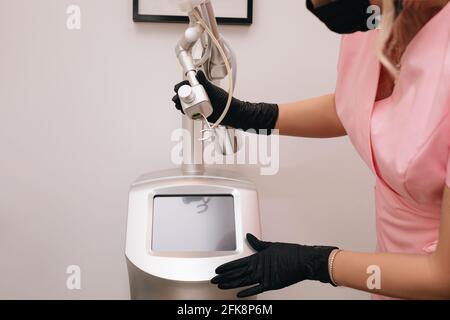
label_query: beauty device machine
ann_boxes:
[125,0,261,300]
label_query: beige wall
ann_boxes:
[0,0,376,299]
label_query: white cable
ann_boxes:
[192,10,234,129]
[194,4,213,67]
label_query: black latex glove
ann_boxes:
[172,71,279,134]
[211,233,338,298]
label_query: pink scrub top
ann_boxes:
[335,4,450,299]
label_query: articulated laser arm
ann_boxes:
[174,0,236,128]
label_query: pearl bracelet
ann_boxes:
[328,249,343,287]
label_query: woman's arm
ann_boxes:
[173,75,345,137]
[276,94,347,138]
[333,186,450,299]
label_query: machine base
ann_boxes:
[127,258,254,300]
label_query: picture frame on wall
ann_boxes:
[133,0,253,25]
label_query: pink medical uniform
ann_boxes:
[334,4,450,299]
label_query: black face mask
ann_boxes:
[306,0,375,34]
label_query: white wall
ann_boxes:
[0,0,376,299]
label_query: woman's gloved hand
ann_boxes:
[211,233,338,298]
[172,71,279,134]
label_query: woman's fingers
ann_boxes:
[213,255,260,292]
[237,285,265,298]
[172,94,182,111]
[173,80,190,93]
[246,233,272,252]
[211,265,252,284]
[218,276,258,290]
[215,256,251,274]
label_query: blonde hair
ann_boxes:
[377,0,446,79]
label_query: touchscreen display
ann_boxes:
[152,195,236,252]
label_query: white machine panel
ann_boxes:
[125,169,261,282]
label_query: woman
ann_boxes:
[172,0,450,299]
